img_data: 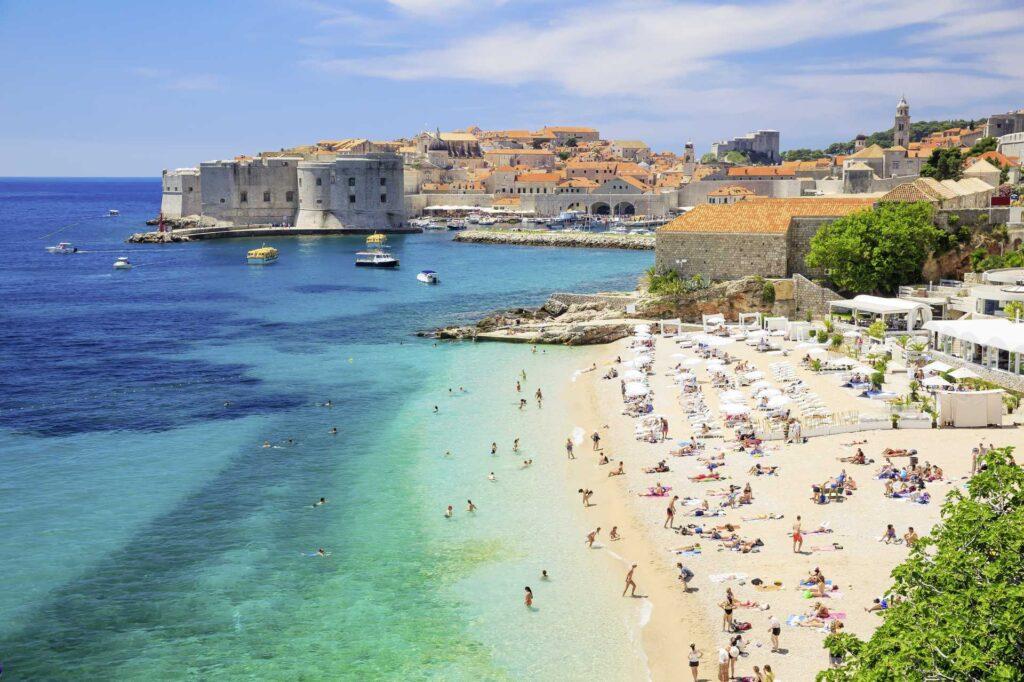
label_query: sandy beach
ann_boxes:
[561,330,1018,680]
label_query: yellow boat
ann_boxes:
[247,245,279,265]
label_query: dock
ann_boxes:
[453,230,655,250]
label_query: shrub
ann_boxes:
[761,281,776,305]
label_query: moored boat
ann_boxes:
[113,256,132,270]
[355,233,399,268]
[417,270,440,284]
[46,242,78,254]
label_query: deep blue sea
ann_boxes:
[0,179,653,680]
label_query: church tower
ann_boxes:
[682,140,695,164]
[893,96,910,148]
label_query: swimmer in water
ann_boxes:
[324,400,332,408]
[467,499,477,512]
[313,497,327,507]
[445,505,454,518]
[459,386,466,392]
[488,472,496,481]
[513,438,520,452]
[524,586,533,607]
[541,569,549,580]
[316,548,327,557]
[491,442,497,455]
[445,450,453,457]
[329,427,338,435]
[286,438,294,446]
[262,441,271,448]
[522,459,533,468]
[433,405,439,413]
[224,401,232,407]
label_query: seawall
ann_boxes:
[453,230,655,250]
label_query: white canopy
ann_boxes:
[671,353,688,359]
[807,347,829,356]
[950,367,980,380]
[634,324,651,333]
[744,371,765,380]
[921,361,952,374]
[765,395,790,409]
[719,390,745,402]
[634,332,652,340]
[923,319,1024,353]
[756,388,782,399]
[922,375,951,388]
[624,382,650,397]
[682,358,702,367]
[750,379,772,390]
[720,403,750,415]
[622,369,646,381]
[831,295,928,315]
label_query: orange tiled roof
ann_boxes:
[557,177,599,188]
[707,185,756,197]
[726,166,797,178]
[541,126,598,133]
[968,151,1019,168]
[515,172,562,183]
[484,148,555,156]
[659,197,875,235]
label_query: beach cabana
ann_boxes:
[924,319,1024,376]
[829,295,932,332]
[921,360,952,374]
[922,375,951,388]
[702,314,726,332]
[937,389,1004,427]
[949,367,979,381]
[738,312,762,330]
[624,382,650,397]
[764,316,788,333]
[787,321,814,341]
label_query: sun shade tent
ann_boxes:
[922,375,951,388]
[624,382,650,397]
[949,367,979,380]
[829,295,933,332]
[921,361,952,374]
[622,369,646,381]
[937,389,1004,427]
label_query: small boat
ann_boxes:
[355,233,399,268]
[46,242,78,254]
[247,244,279,265]
[417,270,440,284]
[108,209,120,216]
[477,216,497,226]
[422,220,448,231]
[446,219,466,231]
[113,256,132,270]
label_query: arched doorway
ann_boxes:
[591,202,610,215]
[613,201,636,216]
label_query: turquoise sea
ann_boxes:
[0,179,653,680]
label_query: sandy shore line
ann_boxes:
[563,333,1018,680]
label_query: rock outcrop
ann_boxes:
[637,277,777,321]
[453,230,654,250]
[127,231,191,244]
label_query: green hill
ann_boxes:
[782,119,981,161]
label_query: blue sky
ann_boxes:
[1,0,1022,176]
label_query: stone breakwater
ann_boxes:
[453,230,654,250]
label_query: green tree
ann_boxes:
[700,152,717,164]
[966,136,998,157]
[806,202,943,294]
[761,281,776,305]
[866,319,886,340]
[817,447,1024,680]
[1004,300,1024,322]
[724,150,749,164]
[564,137,578,148]
[920,147,964,180]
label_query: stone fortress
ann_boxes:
[161,152,405,231]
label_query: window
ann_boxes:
[299,178,302,186]
[380,194,387,203]
[240,191,248,203]
[188,186,194,192]
[316,178,322,186]
[263,191,271,202]
[316,199,322,204]
[220,198,225,203]
[286,191,294,202]
[348,177,356,187]
[379,177,386,186]
[349,195,356,203]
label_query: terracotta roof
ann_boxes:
[969,151,1019,167]
[848,144,885,159]
[879,178,956,203]
[707,185,756,197]
[541,126,598,133]
[484,148,555,156]
[726,166,796,178]
[617,175,651,191]
[659,197,875,235]
[963,159,1000,176]
[557,177,599,188]
[611,140,649,149]
[515,172,562,183]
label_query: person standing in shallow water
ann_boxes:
[524,586,533,608]
[566,438,575,460]
[622,564,638,596]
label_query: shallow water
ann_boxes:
[0,179,653,679]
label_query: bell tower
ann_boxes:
[893,96,910,148]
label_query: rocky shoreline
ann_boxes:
[453,229,655,250]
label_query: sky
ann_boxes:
[1,0,1023,176]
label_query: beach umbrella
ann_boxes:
[794,341,821,349]
[671,353,688,359]
[922,375,951,388]
[765,395,790,409]
[634,332,652,340]
[634,324,652,333]
[842,329,861,338]
[831,357,857,368]
[747,329,768,339]
[750,379,771,390]
[950,367,979,380]
[719,390,744,403]
[682,358,702,367]
[807,347,828,356]
[922,361,952,374]
[756,388,782,399]
[744,370,765,380]
[720,403,750,415]
[707,366,729,375]
[624,382,650,397]
[622,369,646,381]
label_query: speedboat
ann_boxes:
[477,216,497,226]
[417,270,440,284]
[46,242,78,254]
[108,209,120,216]
[247,245,279,265]
[113,256,132,270]
[355,233,399,268]
[446,219,466,230]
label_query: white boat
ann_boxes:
[355,233,399,268]
[46,242,78,254]
[423,220,448,231]
[477,216,497,226]
[417,270,440,284]
[108,209,120,216]
[113,256,132,270]
[446,219,466,230]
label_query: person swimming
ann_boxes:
[488,472,496,481]
[444,505,454,518]
[467,499,477,512]
[262,441,271,448]
[313,497,327,507]
[329,427,338,435]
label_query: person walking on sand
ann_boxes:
[720,588,735,631]
[763,664,775,682]
[768,613,781,651]
[566,437,575,460]
[579,488,593,507]
[591,431,601,451]
[622,564,638,597]
[524,586,533,608]
[586,527,601,548]
[687,644,702,681]
[792,515,804,553]
[664,495,679,528]
[660,417,669,441]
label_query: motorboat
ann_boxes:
[108,209,120,216]
[423,220,448,231]
[477,216,497,226]
[247,245,279,265]
[355,233,399,268]
[417,270,440,284]
[446,219,466,230]
[46,242,78,254]
[113,256,132,270]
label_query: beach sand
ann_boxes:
[564,333,1018,680]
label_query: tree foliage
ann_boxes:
[806,202,942,294]
[866,319,886,340]
[971,247,1024,272]
[781,120,977,160]
[818,447,1024,681]
[1004,300,1024,322]
[966,136,998,158]
[724,150,750,164]
[920,147,964,181]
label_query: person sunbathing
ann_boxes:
[743,512,784,521]
[672,542,701,553]
[598,453,610,465]
[643,461,670,474]
[806,574,829,597]
[839,448,867,464]
[748,463,779,476]
[608,461,625,477]
[690,472,721,481]
[739,484,754,505]
[865,597,888,613]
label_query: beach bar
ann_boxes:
[923,319,1024,375]
[829,295,932,333]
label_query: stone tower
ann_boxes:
[682,140,695,164]
[893,96,910,148]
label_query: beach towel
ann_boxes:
[786,615,806,627]
[675,549,702,557]
[754,582,784,592]
[709,572,748,583]
[640,487,672,497]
